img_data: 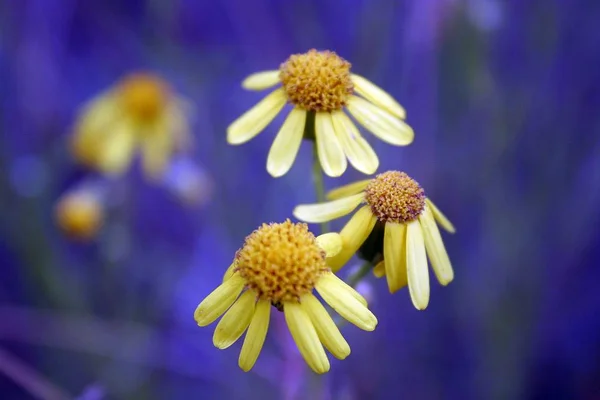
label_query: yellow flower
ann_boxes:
[228,49,414,178]
[294,171,455,310]
[194,220,377,374]
[71,72,192,180]
[54,189,104,240]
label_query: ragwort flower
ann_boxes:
[71,72,192,179]
[54,187,104,241]
[228,49,414,178]
[194,220,377,374]
[294,171,455,310]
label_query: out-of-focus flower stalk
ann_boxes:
[0,346,71,400]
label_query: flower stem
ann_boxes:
[346,260,373,288]
[312,142,329,234]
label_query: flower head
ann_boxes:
[228,49,414,178]
[293,171,456,310]
[194,220,377,374]
[71,72,192,180]
[54,188,104,241]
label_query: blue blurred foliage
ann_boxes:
[1,0,600,399]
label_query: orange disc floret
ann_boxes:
[364,171,426,223]
[234,220,329,303]
[279,49,354,112]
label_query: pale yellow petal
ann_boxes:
[194,274,245,326]
[242,71,281,91]
[321,272,367,307]
[384,222,408,293]
[239,299,271,372]
[346,96,414,146]
[419,207,454,286]
[425,198,456,233]
[266,108,306,177]
[293,192,364,223]
[222,263,236,282]
[326,206,377,272]
[351,74,407,119]
[301,294,350,360]
[315,112,347,177]
[315,274,377,331]
[164,101,192,151]
[316,232,343,258]
[97,123,138,176]
[227,88,287,145]
[140,122,174,180]
[373,260,386,278]
[406,221,430,310]
[331,111,379,175]
[75,92,119,138]
[213,290,256,349]
[284,302,330,374]
[326,179,372,201]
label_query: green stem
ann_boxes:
[312,142,329,235]
[346,260,373,288]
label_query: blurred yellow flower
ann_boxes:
[194,220,377,374]
[54,189,104,241]
[71,72,192,179]
[294,171,455,310]
[228,49,414,178]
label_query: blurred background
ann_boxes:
[1,0,600,399]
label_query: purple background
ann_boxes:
[1,0,600,399]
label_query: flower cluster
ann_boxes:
[193,49,456,374]
[58,50,457,374]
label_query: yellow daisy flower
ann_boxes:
[227,49,414,178]
[71,72,192,180]
[293,171,455,310]
[54,188,104,241]
[194,220,377,374]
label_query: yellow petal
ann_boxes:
[75,92,119,140]
[373,260,386,278]
[301,294,350,360]
[384,222,408,293]
[316,232,343,258]
[97,123,138,176]
[266,108,306,177]
[321,272,367,307]
[315,112,347,177]
[326,206,377,272]
[316,273,377,331]
[284,302,330,374]
[140,122,174,180]
[165,101,193,151]
[346,96,414,146]
[227,88,287,145]
[351,74,406,119]
[222,263,236,283]
[293,192,364,223]
[213,290,256,349]
[331,111,379,175]
[239,299,271,372]
[242,71,281,91]
[406,221,430,310]
[425,198,456,233]
[326,179,371,201]
[419,206,454,286]
[194,274,245,326]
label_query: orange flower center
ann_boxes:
[364,171,426,223]
[279,49,354,112]
[234,220,329,303]
[118,73,169,122]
